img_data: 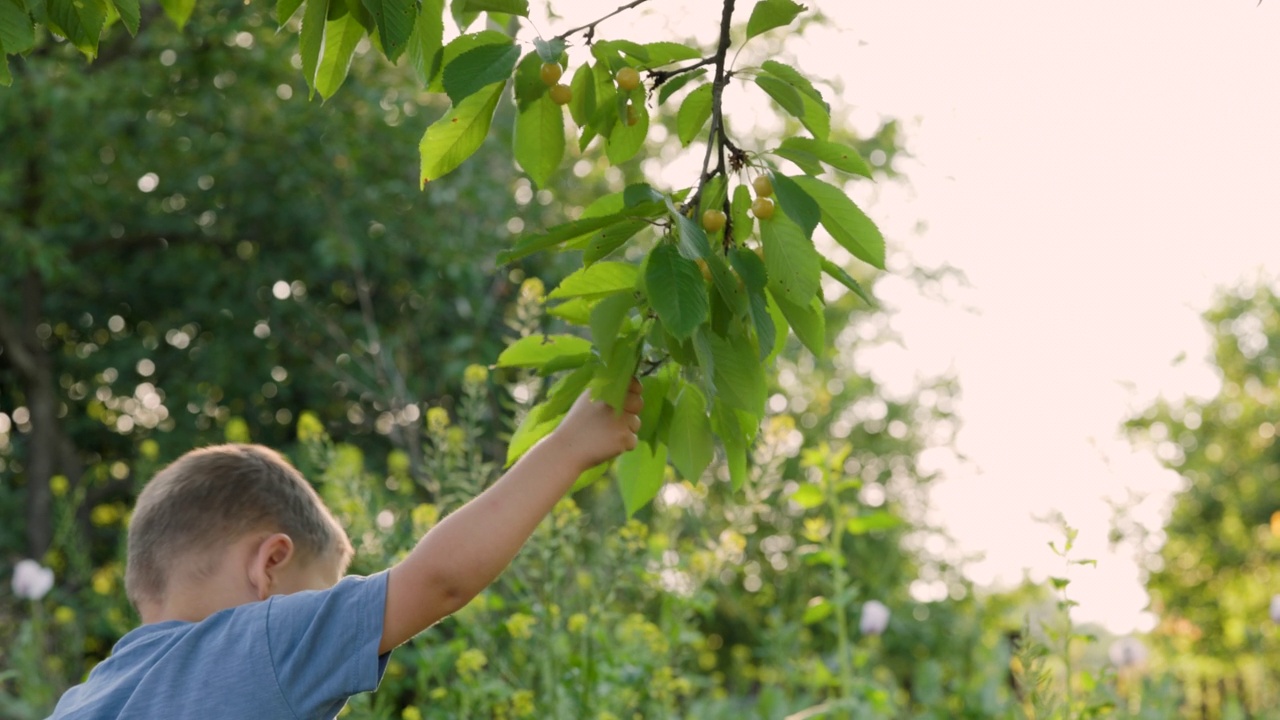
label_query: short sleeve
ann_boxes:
[266,571,390,719]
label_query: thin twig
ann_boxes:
[554,0,652,42]
[648,56,716,86]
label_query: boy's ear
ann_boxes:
[248,533,295,600]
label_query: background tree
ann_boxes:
[1127,280,1280,714]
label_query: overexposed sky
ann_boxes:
[535,0,1280,633]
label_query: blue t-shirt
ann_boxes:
[50,572,390,720]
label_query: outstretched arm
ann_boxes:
[380,381,642,654]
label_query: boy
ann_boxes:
[50,381,643,719]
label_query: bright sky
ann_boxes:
[539,0,1280,634]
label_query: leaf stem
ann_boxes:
[554,0,653,43]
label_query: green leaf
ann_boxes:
[846,512,903,535]
[499,202,664,263]
[443,41,519,106]
[300,0,329,96]
[506,407,560,467]
[713,404,750,490]
[775,137,872,178]
[47,0,106,56]
[514,91,565,188]
[731,184,754,244]
[644,243,709,341]
[547,297,592,325]
[505,362,598,466]
[772,291,825,356]
[606,95,648,164]
[315,10,364,100]
[428,30,509,91]
[592,328,641,411]
[820,258,874,306]
[458,0,527,15]
[637,363,674,444]
[745,0,805,40]
[405,0,444,84]
[496,334,594,370]
[665,198,712,260]
[547,261,639,301]
[567,62,595,127]
[360,0,414,61]
[754,75,804,119]
[616,441,667,517]
[791,176,886,269]
[0,0,35,52]
[761,60,824,104]
[771,173,820,238]
[657,67,706,105]
[639,41,701,67]
[729,248,774,359]
[533,36,565,63]
[589,293,634,359]
[668,385,713,482]
[278,0,305,24]
[764,293,789,360]
[419,80,504,186]
[676,83,713,147]
[797,92,830,140]
[583,219,647,265]
[707,330,767,419]
[110,0,138,35]
[760,212,821,304]
[157,0,192,30]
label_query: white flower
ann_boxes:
[11,559,54,601]
[859,600,890,636]
[1270,594,1280,624]
[1108,636,1148,669]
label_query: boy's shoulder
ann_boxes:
[50,572,391,720]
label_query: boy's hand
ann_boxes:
[549,378,643,473]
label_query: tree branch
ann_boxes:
[686,0,737,214]
[554,0,651,42]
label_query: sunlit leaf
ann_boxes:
[616,441,667,517]
[419,80,504,186]
[547,261,639,301]
[668,384,713,482]
[745,0,806,40]
[771,172,820,238]
[315,10,364,100]
[589,293,635,359]
[759,211,821,304]
[791,176,885,269]
[775,137,872,178]
[676,82,713,147]
[443,41,519,106]
[361,0,414,61]
[495,334,593,369]
[299,0,329,96]
[657,67,706,105]
[514,90,565,188]
[645,243,708,341]
[47,0,107,56]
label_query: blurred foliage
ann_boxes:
[1127,280,1280,715]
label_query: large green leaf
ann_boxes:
[616,441,667,517]
[419,80,504,186]
[712,403,752,491]
[589,293,635,359]
[772,291,825,356]
[405,0,444,84]
[821,258,874,306]
[0,0,35,52]
[676,82,713,146]
[759,212,821,304]
[300,0,330,96]
[707,329,767,419]
[606,95,649,164]
[665,198,712,260]
[791,176,886,269]
[360,0,414,61]
[582,219,648,265]
[568,62,596,127]
[47,0,106,56]
[514,91,565,188]
[668,385,713,482]
[498,201,664,263]
[505,362,597,466]
[496,334,594,369]
[427,30,509,91]
[547,262,639,301]
[278,0,306,24]
[459,0,527,16]
[157,0,193,30]
[592,328,641,412]
[730,248,775,359]
[754,75,803,119]
[110,0,139,35]
[638,364,675,445]
[775,137,872,178]
[761,60,825,105]
[443,41,519,106]
[771,172,820,238]
[639,41,701,67]
[745,0,806,39]
[645,243,709,341]
[315,10,364,100]
[759,61,829,139]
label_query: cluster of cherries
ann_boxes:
[539,62,643,125]
[701,174,775,235]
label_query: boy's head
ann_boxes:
[124,443,353,617]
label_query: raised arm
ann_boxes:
[380,381,643,654]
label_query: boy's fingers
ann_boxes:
[623,392,644,414]
[624,433,638,451]
[627,414,641,433]
[628,377,642,393]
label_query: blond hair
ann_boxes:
[124,443,351,608]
